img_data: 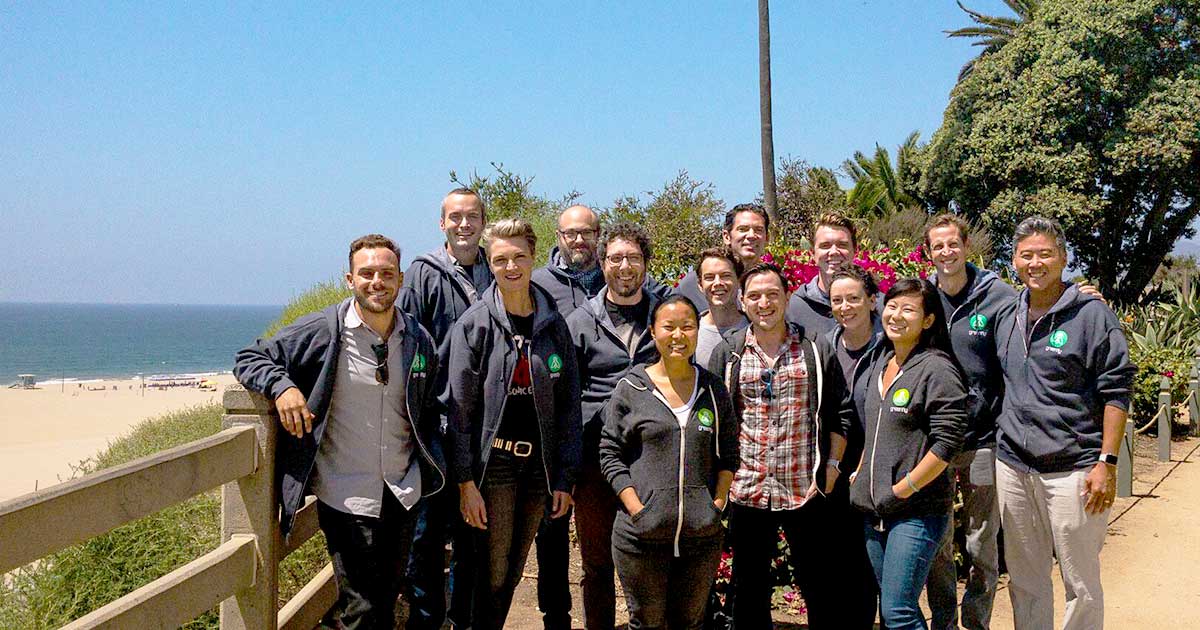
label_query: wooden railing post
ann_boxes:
[220,385,279,630]
[1158,375,1172,462]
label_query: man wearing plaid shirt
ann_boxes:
[709,263,868,629]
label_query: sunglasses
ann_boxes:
[371,341,389,385]
[760,368,774,399]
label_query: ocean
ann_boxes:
[0,303,280,385]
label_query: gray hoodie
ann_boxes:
[994,283,1135,474]
[933,264,1018,450]
[531,246,606,318]
[400,246,494,348]
[445,284,582,492]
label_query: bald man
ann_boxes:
[532,205,606,318]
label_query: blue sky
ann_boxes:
[7,1,1187,305]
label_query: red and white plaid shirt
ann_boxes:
[729,327,816,511]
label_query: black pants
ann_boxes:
[474,450,549,630]
[317,492,419,630]
[613,536,723,630]
[728,491,876,629]
[535,505,574,629]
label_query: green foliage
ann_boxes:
[603,170,724,283]
[947,0,1041,80]
[1121,276,1200,422]
[263,279,350,338]
[842,131,924,219]
[860,207,995,265]
[771,157,848,249]
[920,0,1200,305]
[452,162,580,268]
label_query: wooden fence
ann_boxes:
[0,385,334,629]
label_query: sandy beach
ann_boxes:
[0,374,239,501]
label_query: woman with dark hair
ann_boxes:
[848,278,968,630]
[600,294,739,629]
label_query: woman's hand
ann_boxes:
[459,481,488,530]
[713,495,727,512]
[892,476,916,500]
[550,491,574,519]
[822,462,840,494]
[618,487,644,517]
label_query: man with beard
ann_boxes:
[786,213,864,334]
[532,204,606,318]
[566,222,664,630]
[676,203,770,311]
[235,235,444,630]
[399,187,494,630]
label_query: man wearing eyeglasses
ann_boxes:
[234,234,444,630]
[532,204,605,319]
[566,221,667,630]
[708,262,862,629]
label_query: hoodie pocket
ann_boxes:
[680,485,724,539]
[627,489,674,541]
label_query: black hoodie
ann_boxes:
[849,346,967,519]
[994,283,1134,474]
[600,364,739,555]
[531,246,606,318]
[400,246,494,348]
[446,284,582,493]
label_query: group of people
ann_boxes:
[234,187,1134,630]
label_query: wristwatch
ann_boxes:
[827,458,842,472]
[1099,452,1119,466]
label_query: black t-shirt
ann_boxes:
[605,297,649,352]
[938,266,975,321]
[497,313,539,450]
[835,337,876,387]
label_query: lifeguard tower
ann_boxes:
[17,374,36,389]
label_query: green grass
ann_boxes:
[262,279,350,338]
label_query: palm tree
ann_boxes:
[842,131,921,219]
[948,0,1039,80]
[759,0,778,226]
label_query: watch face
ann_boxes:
[1101,453,1119,465]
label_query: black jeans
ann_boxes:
[535,505,574,629]
[613,536,723,630]
[404,478,475,630]
[317,492,419,630]
[474,450,549,630]
[728,491,876,630]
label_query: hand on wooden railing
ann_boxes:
[275,387,315,438]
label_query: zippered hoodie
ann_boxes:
[233,298,446,537]
[599,364,739,555]
[446,283,583,493]
[850,346,967,519]
[531,246,606,318]
[932,264,1018,451]
[707,323,857,495]
[994,282,1135,474]
[566,289,666,446]
[400,246,494,348]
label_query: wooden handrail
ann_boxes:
[0,425,258,574]
[277,563,337,630]
[61,535,258,630]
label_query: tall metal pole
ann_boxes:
[758,0,778,227]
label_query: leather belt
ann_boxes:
[491,438,534,457]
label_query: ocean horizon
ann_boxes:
[0,302,280,385]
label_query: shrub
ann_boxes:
[765,241,934,294]
[262,279,350,338]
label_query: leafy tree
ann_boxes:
[451,163,580,267]
[920,0,1200,305]
[604,171,724,283]
[771,157,848,248]
[842,131,923,219]
[948,0,1040,80]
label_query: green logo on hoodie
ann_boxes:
[547,354,563,373]
[892,389,912,407]
[697,409,714,427]
[1049,330,1068,348]
[969,314,988,331]
[411,354,427,373]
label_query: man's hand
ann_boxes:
[460,481,488,529]
[1076,282,1108,306]
[275,387,314,438]
[1082,462,1117,515]
[550,491,573,519]
[714,495,727,512]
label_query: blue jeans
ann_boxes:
[406,436,473,630]
[863,513,950,630]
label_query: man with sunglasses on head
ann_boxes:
[709,263,870,629]
[234,234,444,630]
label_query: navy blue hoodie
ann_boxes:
[933,264,1018,450]
[531,246,606,318]
[233,299,445,537]
[445,284,583,493]
[400,246,493,349]
[994,283,1135,474]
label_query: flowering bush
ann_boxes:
[764,240,934,293]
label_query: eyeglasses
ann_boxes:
[760,368,774,399]
[557,228,597,241]
[604,253,645,267]
[371,341,389,385]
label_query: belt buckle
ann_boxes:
[513,441,533,457]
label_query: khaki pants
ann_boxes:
[996,459,1109,630]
